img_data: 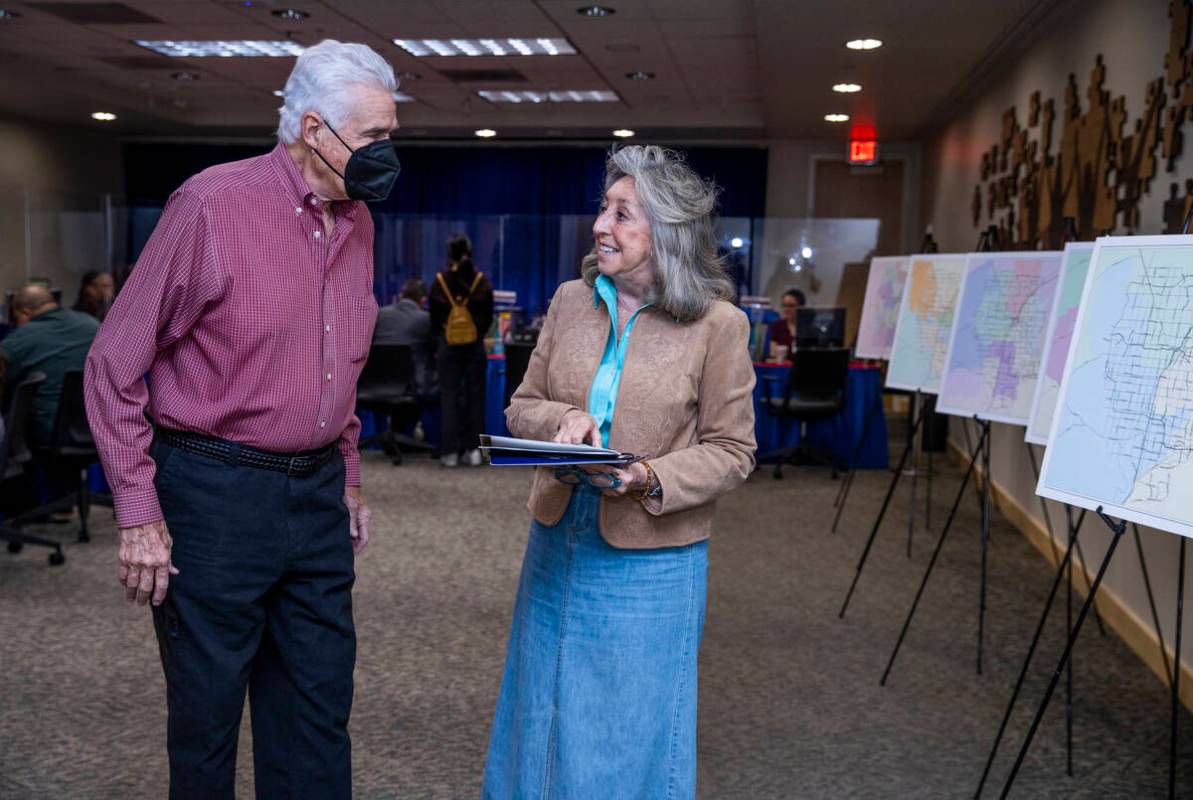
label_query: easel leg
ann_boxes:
[839,405,926,618]
[979,418,991,676]
[908,392,921,559]
[1134,523,1174,686]
[880,422,990,686]
[1170,537,1185,800]
[831,389,885,534]
[998,508,1127,799]
[974,507,1083,798]
[1065,506,1074,777]
[1025,444,1105,636]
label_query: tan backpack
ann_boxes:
[437,271,484,345]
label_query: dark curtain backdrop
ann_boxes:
[124,142,768,314]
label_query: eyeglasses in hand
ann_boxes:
[553,465,622,490]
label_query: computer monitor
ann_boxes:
[795,306,846,349]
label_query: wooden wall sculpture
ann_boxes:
[972,0,1193,246]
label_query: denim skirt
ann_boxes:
[483,485,709,800]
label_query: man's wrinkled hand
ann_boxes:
[117,521,179,606]
[344,487,371,555]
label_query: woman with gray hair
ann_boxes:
[484,146,757,798]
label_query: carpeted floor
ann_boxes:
[2,421,1190,799]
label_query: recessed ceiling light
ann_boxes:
[271,9,309,20]
[824,113,850,122]
[833,83,861,93]
[613,129,634,138]
[802,246,813,259]
[475,129,497,138]
[577,5,615,15]
[136,40,306,57]
[626,71,654,80]
[477,89,618,103]
[272,89,285,97]
[0,9,20,20]
[393,38,575,57]
[846,38,882,50]
[91,111,117,122]
[172,71,198,81]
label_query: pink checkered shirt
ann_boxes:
[85,144,378,528]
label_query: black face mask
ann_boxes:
[312,121,401,202]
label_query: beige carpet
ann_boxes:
[1,428,1189,798]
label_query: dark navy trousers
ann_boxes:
[150,438,356,800]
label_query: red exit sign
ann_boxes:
[848,140,879,165]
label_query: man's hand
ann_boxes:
[554,410,601,447]
[117,521,179,606]
[344,487,371,555]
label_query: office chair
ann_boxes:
[502,341,536,410]
[760,347,851,479]
[357,344,430,465]
[7,370,114,544]
[0,372,65,565]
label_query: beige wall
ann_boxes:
[0,115,124,309]
[921,0,1193,679]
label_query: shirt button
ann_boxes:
[325,324,331,333]
[310,197,319,206]
[319,420,327,429]
[295,207,302,215]
[314,230,321,239]
[326,372,332,381]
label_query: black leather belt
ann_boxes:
[156,428,336,478]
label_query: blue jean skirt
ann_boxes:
[483,485,709,800]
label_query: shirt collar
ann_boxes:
[269,142,360,222]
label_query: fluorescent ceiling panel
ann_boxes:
[393,38,575,57]
[135,40,306,57]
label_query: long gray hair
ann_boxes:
[581,146,734,322]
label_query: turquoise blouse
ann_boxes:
[587,274,651,448]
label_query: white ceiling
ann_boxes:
[0,0,1053,141]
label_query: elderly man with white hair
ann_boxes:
[84,40,400,799]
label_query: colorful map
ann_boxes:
[855,256,910,360]
[1025,243,1094,444]
[1038,237,1193,539]
[886,254,966,393]
[937,251,1062,424]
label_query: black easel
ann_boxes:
[832,229,940,536]
[839,390,928,618]
[994,509,1132,799]
[879,416,992,684]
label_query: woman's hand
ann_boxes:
[598,461,649,497]
[554,410,602,447]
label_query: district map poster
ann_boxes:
[937,251,1062,424]
[855,256,910,360]
[1025,243,1094,445]
[886,254,967,394]
[1038,236,1193,539]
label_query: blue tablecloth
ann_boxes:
[364,357,888,470]
[753,363,889,469]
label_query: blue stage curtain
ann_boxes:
[123,143,768,315]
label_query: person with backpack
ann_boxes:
[429,233,494,467]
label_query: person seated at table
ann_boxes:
[768,288,804,362]
[374,277,436,399]
[3,284,99,446]
[72,270,115,322]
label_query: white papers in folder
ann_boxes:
[479,435,641,466]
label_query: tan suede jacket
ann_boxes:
[506,278,757,549]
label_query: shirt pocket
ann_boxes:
[343,293,378,363]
